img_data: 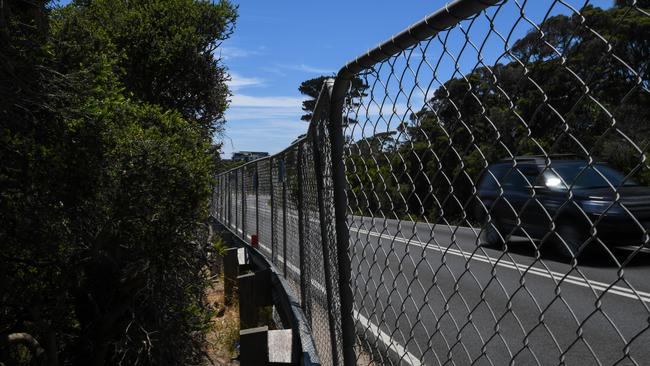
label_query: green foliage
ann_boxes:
[53,0,237,137]
[299,75,331,121]
[299,75,368,122]
[347,4,650,226]
[212,235,228,257]
[1,0,236,364]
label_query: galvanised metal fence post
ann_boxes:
[235,171,239,230]
[228,172,232,227]
[282,154,288,278]
[328,76,355,365]
[255,161,259,238]
[216,176,220,220]
[311,116,341,365]
[241,169,246,237]
[296,142,309,314]
[270,156,275,265]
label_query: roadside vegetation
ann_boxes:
[301,2,650,224]
[1,0,237,364]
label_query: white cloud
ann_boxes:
[226,107,299,121]
[220,118,309,157]
[222,93,308,156]
[259,66,287,77]
[230,94,304,108]
[227,72,264,91]
[292,64,335,74]
[275,63,335,75]
[218,46,262,60]
[225,93,305,122]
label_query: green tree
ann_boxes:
[347,3,650,225]
[299,75,369,122]
[299,75,331,121]
[1,0,237,364]
[54,0,237,137]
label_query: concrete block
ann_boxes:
[268,329,293,364]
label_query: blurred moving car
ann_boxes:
[474,155,650,258]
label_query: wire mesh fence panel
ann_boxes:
[215,175,223,222]
[212,1,650,365]
[229,171,237,231]
[257,159,273,258]
[230,170,241,235]
[317,115,346,366]
[271,156,285,268]
[243,164,255,242]
[283,146,303,298]
[302,141,332,365]
[341,1,650,365]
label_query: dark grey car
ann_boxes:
[475,156,650,258]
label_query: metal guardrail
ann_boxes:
[214,222,321,365]
[213,0,650,365]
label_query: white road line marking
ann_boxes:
[352,227,650,304]
[354,310,423,366]
[228,222,419,364]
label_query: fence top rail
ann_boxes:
[218,1,499,178]
[337,0,499,79]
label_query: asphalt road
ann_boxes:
[219,193,650,366]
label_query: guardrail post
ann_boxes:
[296,142,309,315]
[239,326,268,365]
[239,326,293,365]
[223,246,238,306]
[239,267,272,324]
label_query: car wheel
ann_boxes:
[481,220,505,249]
[553,224,587,260]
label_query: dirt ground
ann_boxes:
[205,276,240,366]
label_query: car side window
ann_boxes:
[479,165,508,191]
[503,166,537,191]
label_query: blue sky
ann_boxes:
[220,0,613,158]
[58,0,614,158]
[220,1,455,158]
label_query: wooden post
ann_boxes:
[223,247,238,306]
[238,268,272,329]
[239,326,269,365]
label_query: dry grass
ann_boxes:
[205,275,240,365]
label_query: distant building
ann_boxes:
[231,151,269,162]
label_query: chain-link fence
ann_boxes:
[213,0,650,364]
[212,89,345,365]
